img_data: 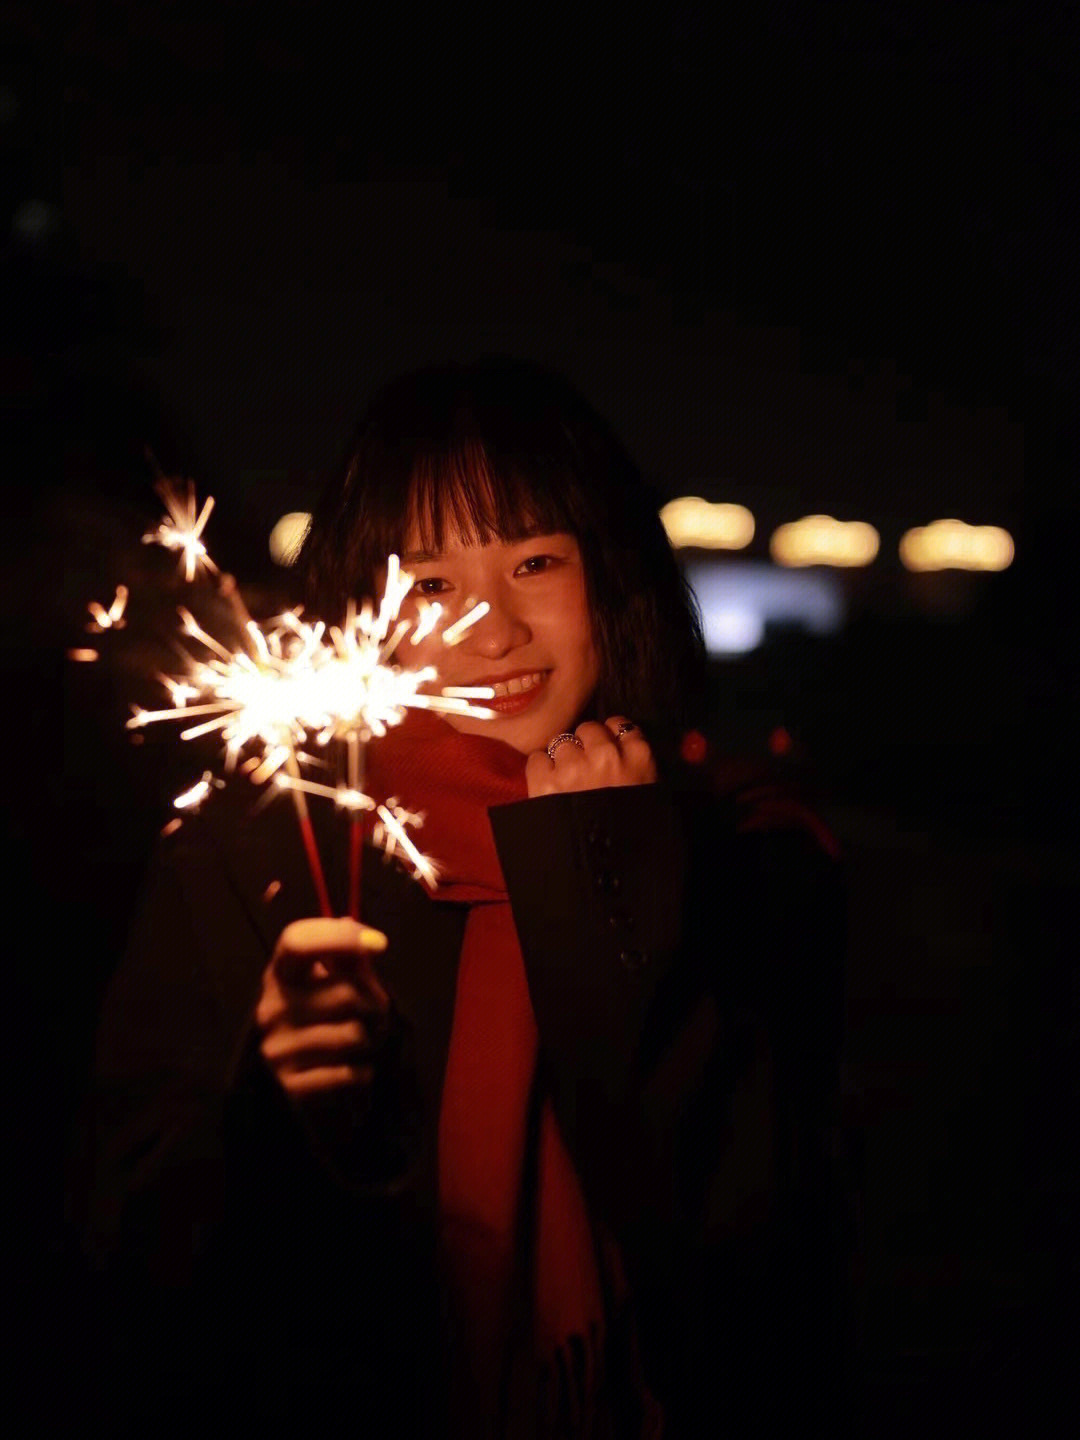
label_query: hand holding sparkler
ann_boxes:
[255,918,392,1104]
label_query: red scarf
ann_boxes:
[365,712,650,1438]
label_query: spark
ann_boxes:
[273,774,376,811]
[441,601,490,646]
[174,773,216,810]
[410,600,443,644]
[87,585,129,632]
[374,800,438,886]
[143,479,220,582]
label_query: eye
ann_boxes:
[411,576,450,597]
[514,553,558,576]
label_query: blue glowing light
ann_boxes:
[681,559,847,655]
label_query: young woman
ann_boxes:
[70,357,851,1438]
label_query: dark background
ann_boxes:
[5,3,1076,1432]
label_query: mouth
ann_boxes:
[475,669,550,716]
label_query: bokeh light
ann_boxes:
[269,511,312,566]
[899,519,1014,571]
[660,497,755,550]
[770,515,880,568]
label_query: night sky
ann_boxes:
[10,6,1066,512]
[5,4,1077,1431]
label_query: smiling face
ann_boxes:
[396,520,601,755]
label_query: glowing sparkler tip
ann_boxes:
[174,775,213,810]
[335,789,375,812]
[441,601,490,646]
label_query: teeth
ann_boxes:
[490,671,544,698]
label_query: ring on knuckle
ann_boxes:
[546,732,585,760]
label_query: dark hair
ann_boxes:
[297,355,706,773]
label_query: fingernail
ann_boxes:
[356,923,388,951]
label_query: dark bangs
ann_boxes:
[298,362,596,613]
[403,434,590,560]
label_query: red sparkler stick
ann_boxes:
[296,804,334,918]
[282,751,334,917]
[348,822,363,922]
[346,732,366,921]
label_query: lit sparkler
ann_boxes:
[127,518,494,915]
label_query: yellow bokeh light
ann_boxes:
[269,511,312,567]
[899,520,1014,572]
[660,497,755,550]
[769,515,880,568]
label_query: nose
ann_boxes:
[458,582,531,659]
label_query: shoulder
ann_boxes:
[671,751,842,865]
[671,752,845,943]
[670,754,847,1020]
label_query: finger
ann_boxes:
[283,1064,374,1097]
[314,952,392,1015]
[526,750,558,797]
[274,918,388,960]
[256,975,369,1033]
[271,919,388,983]
[291,981,374,1022]
[546,734,587,766]
[606,715,655,772]
[261,1019,371,1066]
[603,715,633,738]
[309,947,392,1014]
[604,716,647,747]
[574,720,620,754]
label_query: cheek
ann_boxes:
[560,586,600,691]
[396,619,443,679]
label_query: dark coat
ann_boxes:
[66,766,852,1438]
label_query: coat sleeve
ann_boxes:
[64,815,438,1427]
[68,789,435,1272]
[66,821,269,1283]
[489,780,852,1432]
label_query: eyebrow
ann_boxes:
[400,525,557,565]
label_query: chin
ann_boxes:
[448,703,578,757]
[447,714,545,755]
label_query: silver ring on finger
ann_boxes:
[614,721,639,738]
[546,732,585,760]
